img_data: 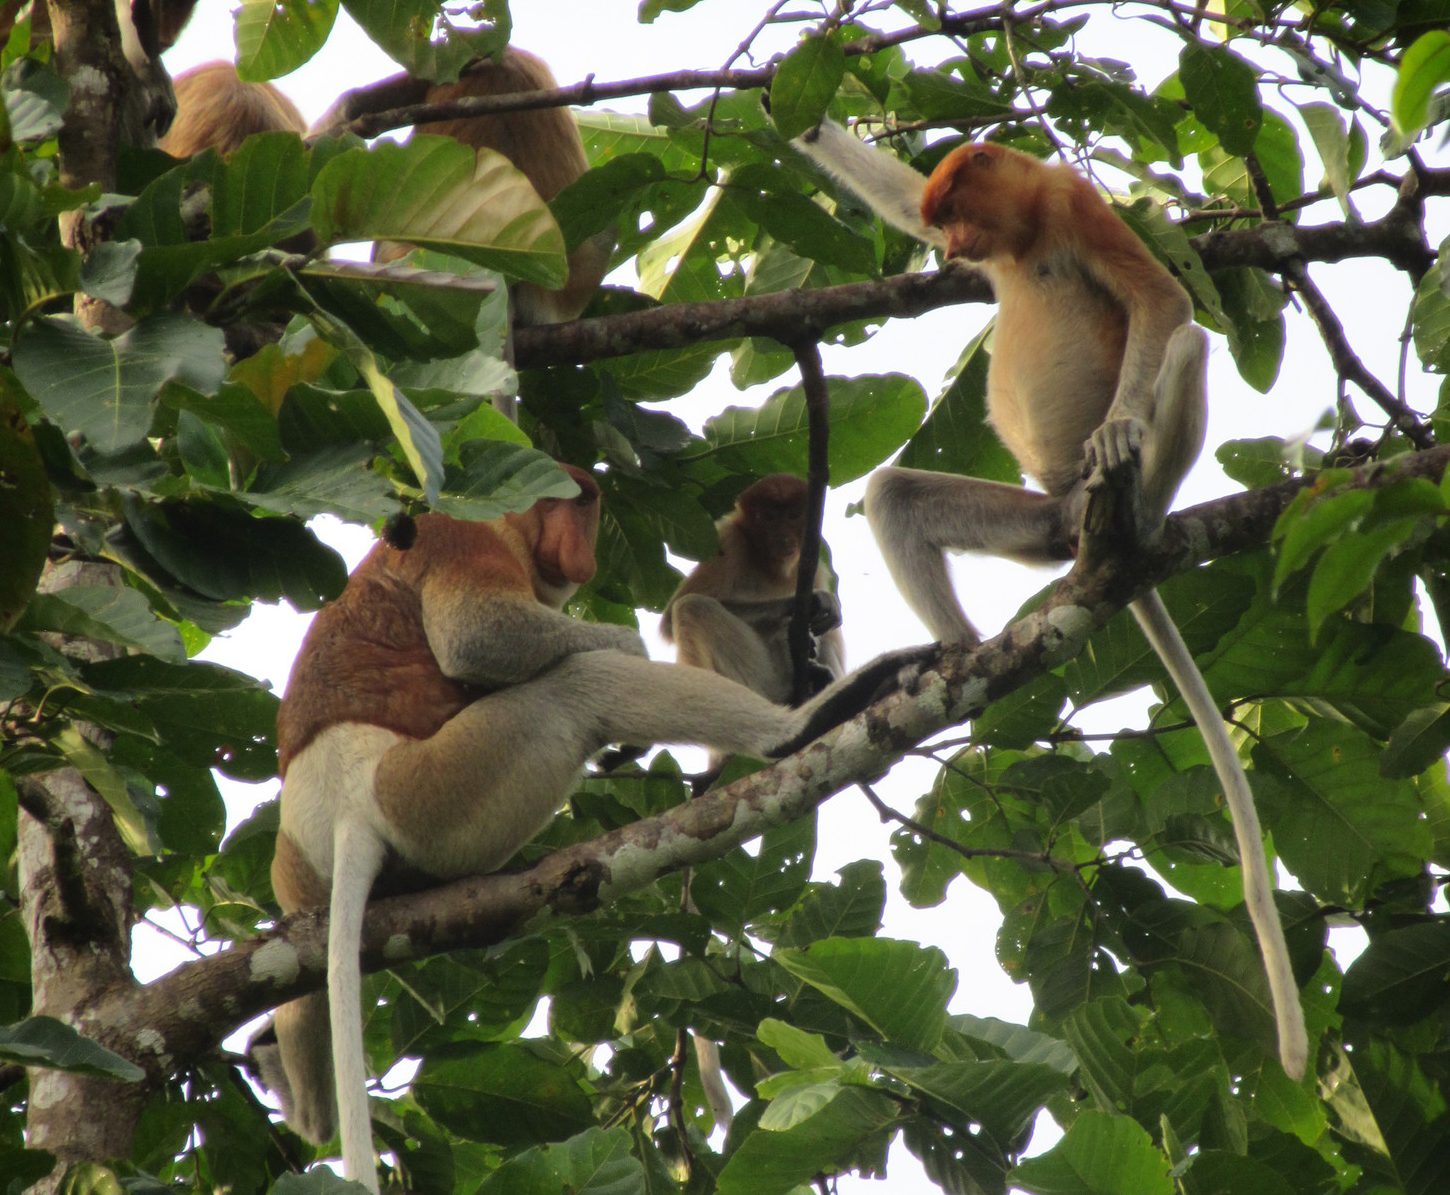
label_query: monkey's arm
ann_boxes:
[423,588,645,687]
[792,121,948,251]
[1072,190,1194,471]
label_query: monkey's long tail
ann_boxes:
[1130,589,1309,1080]
[329,820,388,1193]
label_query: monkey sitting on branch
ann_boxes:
[793,120,1309,1080]
[665,474,846,709]
[262,465,928,1192]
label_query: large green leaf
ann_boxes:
[477,1126,645,1195]
[1180,42,1263,157]
[413,1044,593,1147]
[341,0,504,80]
[0,1017,143,1080]
[1340,920,1450,1025]
[0,396,51,630]
[717,1087,898,1195]
[312,139,566,287]
[897,324,1020,479]
[1392,30,1450,138]
[692,814,815,938]
[774,937,956,1052]
[235,0,339,80]
[1011,1109,1173,1195]
[770,35,847,140]
[1254,719,1428,905]
[14,315,225,453]
[18,587,184,662]
[704,373,926,483]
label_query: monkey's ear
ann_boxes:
[382,511,418,551]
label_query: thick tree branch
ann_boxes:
[515,204,1438,368]
[123,444,1450,1076]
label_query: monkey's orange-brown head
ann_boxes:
[736,474,810,571]
[513,463,601,600]
[921,142,1045,262]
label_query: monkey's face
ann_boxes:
[527,465,601,604]
[923,143,1039,262]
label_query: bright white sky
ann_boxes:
[139,1,1446,1186]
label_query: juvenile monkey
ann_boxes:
[665,474,846,707]
[373,48,613,326]
[794,122,1308,1079]
[159,61,306,158]
[267,465,925,1190]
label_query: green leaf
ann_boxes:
[1392,30,1450,138]
[19,587,184,662]
[0,1017,143,1080]
[235,0,339,80]
[1306,516,1417,639]
[1412,262,1450,372]
[726,163,876,275]
[312,139,565,288]
[52,726,158,854]
[0,397,52,630]
[1299,101,1358,216]
[476,1126,645,1195]
[1382,705,1450,779]
[341,0,504,81]
[308,309,445,503]
[1271,487,1374,594]
[770,36,847,140]
[1255,720,1428,905]
[692,814,815,937]
[15,315,225,454]
[413,1044,593,1147]
[774,937,956,1052]
[758,1018,844,1071]
[1180,43,1263,157]
[881,1057,1070,1146]
[1011,1109,1172,1195]
[717,1087,898,1195]
[1341,920,1450,1025]
[704,373,926,483]
[897,324,1020,480]
[436,443,587,522]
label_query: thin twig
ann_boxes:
[788,340,832,704]
[857,782,1070,869]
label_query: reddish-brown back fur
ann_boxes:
[381,48,610,323]
[160,62,305,158]
[277,468,600,770]
[419,49,587,204]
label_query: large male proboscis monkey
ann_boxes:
[375,48,613,327]
[665,474,846,709]
[266,466,927,1189]
[159,61,307,158]
[793,122,1308,1080]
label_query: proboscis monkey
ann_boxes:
[159,61,306,158]
[374,48,613,327]
[794,121,1308,1080]
[660,472,846,1125]
[265,465,928,1190]
[665,474,846,709]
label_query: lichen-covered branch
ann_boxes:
[122,444,1450,1077]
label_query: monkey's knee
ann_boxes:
[1142,325,1209,523]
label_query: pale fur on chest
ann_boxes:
[983,255,1127,497]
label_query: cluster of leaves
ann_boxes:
[1,0,1449,1192]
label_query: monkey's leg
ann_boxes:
[1139,324,1209,528]
[671,594,792,703]
[865,466,1071,644]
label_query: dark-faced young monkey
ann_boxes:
[261,465,928,1190]
[665,474,846,707]
[793,121,1307,1080]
